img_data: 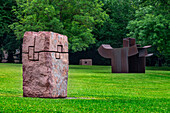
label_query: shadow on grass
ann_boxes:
[69,66,93,70]
[146,74,170,78]
[0,89,22,95]
[146,66,170,71]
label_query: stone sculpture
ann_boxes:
[79,59,92,65]
[22,31,69,98]
[98,38,153,73]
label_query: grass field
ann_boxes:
[0,63,169,112]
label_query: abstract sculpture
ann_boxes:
[98,38,153,73]
[22,31,69,98]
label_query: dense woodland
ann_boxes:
[0,0,169,66]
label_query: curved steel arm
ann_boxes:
[98,44,113,59]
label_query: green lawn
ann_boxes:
[0,63,169,112]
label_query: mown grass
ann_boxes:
[0,63,169,112]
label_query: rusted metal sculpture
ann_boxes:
[79,59,92,65]
[98,38,153,73]
[22,31,68,98]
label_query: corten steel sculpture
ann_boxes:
[22,31,69,98]
[79,59,92,65]
[98,38,153,73]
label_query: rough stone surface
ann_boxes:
[22,31,68,98]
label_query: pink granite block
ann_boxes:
[22,32,35,53]
[22,31,69,98]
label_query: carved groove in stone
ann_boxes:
[27,37,66,61]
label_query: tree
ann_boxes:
[71,0,136,65]
[93,0,135,48]
[10,0,107,52]
[127,1,170,66]
[0,0,20,63]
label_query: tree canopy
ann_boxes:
[93,0,135,48]
[10,0,107,52]
[127,0,170,65]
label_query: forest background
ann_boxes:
[0,0,169,66]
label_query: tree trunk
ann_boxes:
[158,58,162,67]
[7,51,14,63]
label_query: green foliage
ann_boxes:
[93,0,135,48]
[127,8,169,52]
[127,1,170,65]
[0,0,11,43]
[0,0,19,52]
[0,63,170,112]
[10,0,107,52]
[0,0,20,63]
